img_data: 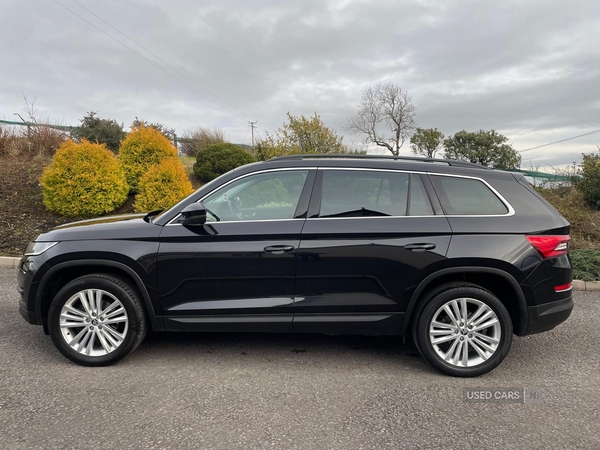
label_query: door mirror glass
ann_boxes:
[179,202,207,225]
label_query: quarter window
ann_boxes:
[319,170,433,218]
[202,170,309,222]
[430,175,508,215]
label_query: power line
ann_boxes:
[68,0,256,123]
[519,128,600,153]
[248,121,257,148]
[254,129,265,142]
[241,126,250,146]
[52,0,253,123]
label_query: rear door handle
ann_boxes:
[405,243,436,251]
[264,245,295,253]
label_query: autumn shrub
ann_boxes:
[118,124,178,193]
[134,158,194,212]
[14,96,68,156]
[40,140,129,217]
[536,186,600,250]
[0,126,18,156]
[24,124,68,156]
[193,143,255,182]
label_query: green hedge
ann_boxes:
[571,249,600,281]
[193,143,255,182]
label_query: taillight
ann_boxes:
[526,235,570,259]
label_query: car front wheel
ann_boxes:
[415,285,513,377]
[48,274,146,366]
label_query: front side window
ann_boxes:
[430,175,509,215]
[319,170,433,218]
[202,170,309,222]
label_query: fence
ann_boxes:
[0,119,78,133]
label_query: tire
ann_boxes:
[48,274,147,366]
[415,285,513,377]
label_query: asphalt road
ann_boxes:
[1,268,599,450]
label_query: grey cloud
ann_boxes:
[0,0,599,162]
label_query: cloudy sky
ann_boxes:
[1,0,599,167]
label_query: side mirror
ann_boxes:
[179,203,207,226]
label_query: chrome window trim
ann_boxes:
[315,167,432,219]
[305,215,438,221]
[166,167,315,226]
[167,166,515,225]
[427,172,515,218]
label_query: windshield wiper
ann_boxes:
[322,207,391,218]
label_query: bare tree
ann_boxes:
[346,82,416,156]
[14,95,68,155]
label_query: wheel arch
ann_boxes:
[36,259,161,332]
[402,267,528,336]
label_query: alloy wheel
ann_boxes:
[429,297,501,367]
[59,289,129,357]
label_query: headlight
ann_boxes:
[24,241,58,256]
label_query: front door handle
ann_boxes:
[264,245,295,253]
[405,243,436,251]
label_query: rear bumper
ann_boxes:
[525,295,573,335]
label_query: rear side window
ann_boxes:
[319,170,433,218]
[430,175,508,215]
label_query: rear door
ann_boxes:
[294,168,452,335]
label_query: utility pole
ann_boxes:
[249,121,257,148]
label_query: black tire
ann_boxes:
[48,274,147,366]
[415,285,513,377]
[411,281,480,356]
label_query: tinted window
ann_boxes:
[409,175,434,216]
[203,170,309,222]
[431,175,508,215]
[319,170,433,217]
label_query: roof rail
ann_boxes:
[267,154,490,169]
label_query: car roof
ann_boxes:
[248,154,516,181]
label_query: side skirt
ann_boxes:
[293,313,404,336]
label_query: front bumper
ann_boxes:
[19,305,37,324]
[526,295,573,335]
[17,256,43,326]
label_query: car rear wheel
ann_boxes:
[48,274,146,366]
[415,285,513,377]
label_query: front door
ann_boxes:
[158,169,314,333]
[294,168,452,335]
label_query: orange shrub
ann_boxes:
[118,124,177,193]
[134,158,194,212]
[40,140,129,217]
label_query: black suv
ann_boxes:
[17,155,573,376]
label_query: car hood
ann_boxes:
[36,213,162,242]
